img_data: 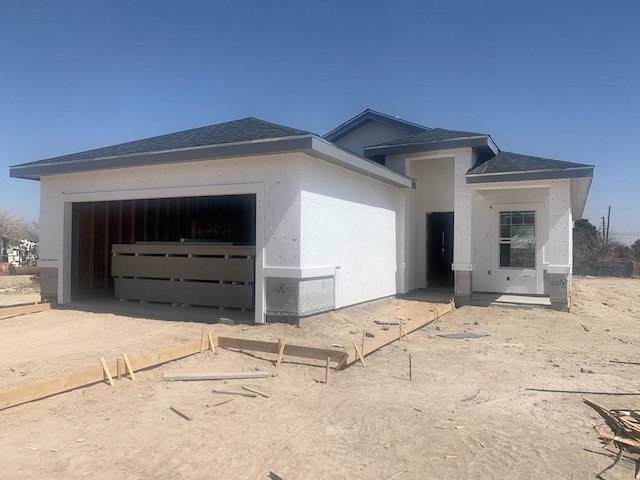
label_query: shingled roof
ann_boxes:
[18,117,311,168]
[363,127,498,159]
[369,127,487,147]
[466,151,594,183]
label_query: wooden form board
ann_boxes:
[339,302,454,369]
[216,336,347,366]
[114,278,253,309]
[111,255,254,282]
[0,303,51,318]
[0,340,201,411]
[0,302,454,410]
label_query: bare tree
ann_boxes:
[0,209,39,242]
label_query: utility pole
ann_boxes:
[605,206,611,256]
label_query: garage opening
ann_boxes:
[71,194,256,310]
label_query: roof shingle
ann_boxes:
[20,117,311,167]
[468,151,593,175]
[368,127,488,148]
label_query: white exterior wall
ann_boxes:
[405,155,455,290]
[547,179,573,274]
[471,181,565,294]
[38,152,309,323]
[297,157,405,308]
[452,149,476,274]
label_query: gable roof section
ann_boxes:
[363,127,499,159]
[14,117,310,171]
[10,117,414,189]
[323,109,429,142]
[466,151,594,183]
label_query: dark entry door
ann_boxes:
[426,212,454,289]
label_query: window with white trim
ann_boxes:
[499,210,535,268]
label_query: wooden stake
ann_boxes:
[200,330,206,354]
[122,353,136,380]
[99,357,115,387]
[241,385,270,398]
[276,338,287,368]
[325,356,331,384]
[207,397,237,407]
[399,324,410,342]
[116,358,123,380]
[362,329,366,354]
[352,340,366,367]
[170,405,192,421]
[409,354,412,381]
[208,333,216,352]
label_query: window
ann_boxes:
[499,211,535,268]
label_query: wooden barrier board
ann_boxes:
[0,303,51,318]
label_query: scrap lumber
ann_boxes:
[527,388,640,396]
[241,385,270,398]
[163,372,272,382]
[0,302,51,318]
[207,397,237,408]
[170,405,192,421]
[585,398,640,479]
[340,301,454,369]
[212,389,257,398]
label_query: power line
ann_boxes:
[612,206,640,213]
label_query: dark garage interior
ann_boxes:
[71,194,256,301]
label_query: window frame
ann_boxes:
[498,210,537,270]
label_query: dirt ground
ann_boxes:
[1,276,639,479]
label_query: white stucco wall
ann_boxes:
[297,156,405,308]
[470,179,572,295]
[38,150,409,320]
[38,152,310,323]
[405,156,455,290]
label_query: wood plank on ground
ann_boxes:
[217,337,347,365]
[0,302,51,318]
[0,340,202,411]
[339,302,454,369]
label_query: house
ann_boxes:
[9,110,593,322]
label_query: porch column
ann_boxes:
[547,180,572,311]
[452,149,477,306]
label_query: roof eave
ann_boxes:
[306,137,414,189]
[9,135,314,181]
[465,166,594,184]
[363,135,494,157]
[9,134,414,189]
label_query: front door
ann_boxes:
[426,212,454,289]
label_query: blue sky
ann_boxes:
[1,1,639,244]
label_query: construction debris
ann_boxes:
[437,332,488,339]
[170,405,192,421]
[163,372,272,382]
[211,389,257,398]
[241,385,270,398]
[585,398,640,478]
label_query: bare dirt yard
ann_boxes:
[1,276,640,479]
